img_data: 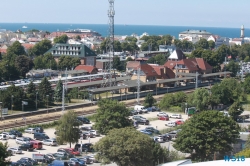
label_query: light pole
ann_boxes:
[11,95,13,114]
[0,102,2,120]
[46,95,49,114]
[78,87,80,102]
[36,92,38,110]
[185,103,188,115]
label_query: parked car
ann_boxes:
[51,152,69,160]
[0,133,8,140]
[34,132,49,140]
[170,114,182,119]
[16,137,30,144]
[23,137,34,142]
[7,147,22,154]
[19,157,38,165]
[132,115,146,120]
[176,120,184,125]
[9,162,20,166]
[140,129,152,135]
[88,153,100,163]
[144,127,160,134]
[34,126,44,133]
[75,143,94,152]
[153,136,164,143]
[158,115,169,121]
[9,130,22,137]
[79,156,93,164]
[80,126,92,131]
[77,116,90,124]
[57,148,78,157]
[30,140,43,149]
[134,105,145,114]
[24,128,36,134]
[64,148,81,156]
[83,131,95,138]
[130,110,137,116]
[159,134,172,141]
[151,106,161,111]
[89,130,100,137]
[166,121,176,127]
[157,112,168,117]
[43,139,57,146]
[67,160,80,166]
[18,143,34,151]
[69,158,86,166]
[135,118,149,125]
[16,160,33,166]
[2,132,16,139]
[167,130,178,138]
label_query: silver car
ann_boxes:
[42,139,57,146]
[2,132,16,139]
[7,147,22,154]
[24,128,36,134]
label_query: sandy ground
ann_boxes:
[2,111,188,165]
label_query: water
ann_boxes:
[0,23,249,39]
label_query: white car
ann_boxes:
[24,128,36,134]
[2,132,16,139]
[169,114,182,119]
[157,112,168,117]
[43,139,57,146]
[153,136,164,143]
[7,147,22,154]
[165,121,176,127]
[0,134,8,140]
[89,130,100,137]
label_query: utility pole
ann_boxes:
[137,68,141,104]
[224,56,227,78]
[241,61,244,82]
[62,84,65,113]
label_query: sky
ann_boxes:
[0,0,249,28]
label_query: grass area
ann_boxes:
[242,94,250,111]
[161,106,184,114]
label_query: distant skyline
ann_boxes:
[1,0,249,28]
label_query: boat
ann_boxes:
[22,26,28,29]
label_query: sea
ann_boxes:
[0,23,249,39]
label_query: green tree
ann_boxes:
[7,41,26,55]
[58,55,80,70]
[225,60,239,77]
[93,99,132,134]
[154,54,167,65]
[26,81,37,109]
[228,100,244,121]
[159,93,175,109]
[42,53,57,70]
[220,78,243,103]
[174,91,187,105]
[56,110,80,147]
[243,135,250,149]
[31,39,52,56]
[243,76,250,94]
[125,36,138,43]
[113,56,123,71]
[33,56,45,69]
[100,39,122,53]
[126,57,134,61]
[144,93,156,108]
[15,55,33,78]
[38,77,53,106]
[191,88,210,111]
[94,127,166,166]
[0,142,11,166]
[54,80,63,102]
[174,110,240,161]
[190,47,204,58]
[195,38,209,49]
[75,35,81,40]
[54,34,68,44]
[208,40,215,49]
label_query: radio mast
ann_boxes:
[102,0,115,87]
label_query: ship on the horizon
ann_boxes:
[22,26,28,29]
[65,29,101,36]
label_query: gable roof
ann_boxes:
[151,65,175,79]
[74,65,97,73]
[189,58,213,71]
[140,64,158,77]
[168,50,186,60]
[22,43,34,50]
[126,61,140,69]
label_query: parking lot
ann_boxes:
[1,110,189,165]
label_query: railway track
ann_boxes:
[0,89,195,131]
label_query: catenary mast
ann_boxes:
[102,0,115,87]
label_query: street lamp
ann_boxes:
[36,92,38,110]
[46,95,49,114]
[185,103,188,115]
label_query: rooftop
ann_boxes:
[180,30,212,35]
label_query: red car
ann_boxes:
[176,120,184,125]
[158,116,169,121]
[65,148,80,156]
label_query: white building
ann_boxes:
[179,30,212,43]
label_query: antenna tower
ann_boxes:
[102,0,115,87]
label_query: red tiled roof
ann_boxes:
[164,59,199,72]
[126,61,140,69]
[0,48,7,53]
[22,43,34,50]
[191,58,213,71]
[74,65,97,73]
[164,60,178,69]
[151,65,175,79]
[140,64,158,77]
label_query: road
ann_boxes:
[2,111,189,164]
